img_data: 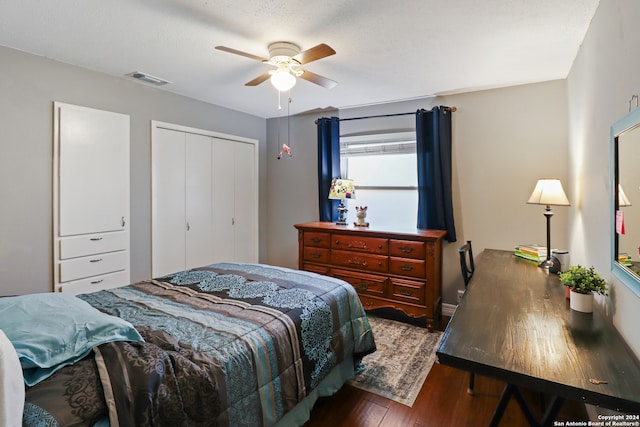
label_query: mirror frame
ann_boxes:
[611,106,640,297]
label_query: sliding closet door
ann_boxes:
[185,133,213,270]
[211,138,257,263]
[152,128,186,277]
[233,141,257,262]
[212,138,235,262]
[152,121,258,275]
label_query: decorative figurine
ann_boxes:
[354,206,369,227]
[277,143,292,159]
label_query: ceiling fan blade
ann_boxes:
[299,70,338,89]
[292,43,336,64]
[215,45,268,62]
[245,72,271,86]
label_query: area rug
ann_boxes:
[347,315,442,407]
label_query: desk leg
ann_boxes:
[489,384,565,427]
[538,396,565,427]
[489,384,515,427]
[489,384,564,427]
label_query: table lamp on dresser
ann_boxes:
[328,178,355,225]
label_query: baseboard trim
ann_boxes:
[442,303,457,318]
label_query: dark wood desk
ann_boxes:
[436,249,640,426]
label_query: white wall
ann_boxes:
[265,82,569,306]
[567,0,640,357]
[0,46,267,296]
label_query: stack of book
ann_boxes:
[514,244,555,262]
[618,253,633,266]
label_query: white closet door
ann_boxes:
[185,133,214,269]
[233,141,257,262]
[152,128,186,277]
[58,106,129,236]
[212,138,236,262]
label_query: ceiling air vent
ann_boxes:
[126,71,171,86]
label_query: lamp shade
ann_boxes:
[619,184,632,207]
[527,179,570,206]
[270,65,296,92]
[328,178,355,200]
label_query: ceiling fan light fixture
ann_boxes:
[270,66,296,92]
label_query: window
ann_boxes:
[340,132,417,228]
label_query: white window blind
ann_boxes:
[339,132,418,228]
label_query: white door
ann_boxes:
[212,138,236,262]
[233,141,257,262]
[58,106,129,236]
[185,133,214,269]
[152,128,186,277]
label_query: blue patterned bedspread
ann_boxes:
[24,263,375,427]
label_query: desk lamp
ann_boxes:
[527,179,570,269]
[328,178,355,225]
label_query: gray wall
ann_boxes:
[566,0,640,358]
[0,46,266,296]
[264,82,569,307]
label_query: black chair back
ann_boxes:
[459,240,475,288]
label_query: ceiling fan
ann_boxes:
[215,42,337,91]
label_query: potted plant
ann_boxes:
[559,265,607,313]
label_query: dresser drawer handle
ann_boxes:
[91,279,104,284]
[89,258,103,263]
[90,237,103,241]
[311,237,322,244]
[347,258,368,267]
[310,253,322,259]
[348,241,368,250]
[400,265,414,271]
[399,290,415,296]
[356,284,369,292]
[400,247,415,253]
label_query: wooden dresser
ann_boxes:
[294,221,446,331]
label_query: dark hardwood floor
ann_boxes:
[303,314,589,427]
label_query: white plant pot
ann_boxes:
[569,289,594,313]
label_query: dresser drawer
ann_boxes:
[303,247,330,263]
[332,235,387,254]
[389,239,426,260]
[58,270,129,295]
[302,263,331,276]
[389,257,426,279]
[333,270,386,297]
[60,232,128,259]
[331,250,388,273]
[303,232,331,248]
[59,250,128,282]
[390,278,425,305]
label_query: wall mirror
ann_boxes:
[612,105,640,296]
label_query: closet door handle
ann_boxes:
[121,216,126,227]
[186,222,190,231]
[232,218,235,226]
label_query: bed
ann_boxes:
[0,263,376,427]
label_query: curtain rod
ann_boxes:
[317,106,457,124]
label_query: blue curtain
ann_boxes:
[317,117,340,222]
[416,107,457,242]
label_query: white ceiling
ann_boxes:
[0,0,600,119]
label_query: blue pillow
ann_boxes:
[0,292,143,386]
